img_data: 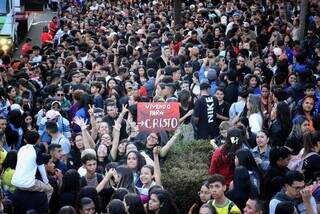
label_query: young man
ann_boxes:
[103,101,128,140]
[46,121,71,156]
[11,130,53,201]
[243,198,265,214]
[193,80,218,139]
[90,82,104,109]
[207,174,241,214]
[80,153,103,188]
[48,144,68,174]
[269,171,317,214]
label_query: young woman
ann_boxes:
[137,147,162,204]
[188,182,211,214]
[126,150,146,188]
[214,88,230,127]
[226,166,259,211]
[21,111,36,132]
[69,134,85,169]
[295,95,320,131]
[263,147,290,201]
[251,130,271,172]
[199,204,217,214]
[209,128,244,186]
[124,193,146,214]
[285,115,309,155]
[301,131,320,183]
[96,165,136,194]
[59,169,81,209]
[147,189,178,214]
[269,102,292,147]
[234,149,263,194]
[246,94,263,134]
[260,84,272,121]
[245,74,261,95]
[75,93,93,126]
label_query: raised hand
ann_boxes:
[88,104,95,117]
[74,117,87,130]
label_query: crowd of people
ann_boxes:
[0,0,320,213]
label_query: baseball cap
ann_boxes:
[200,79,211,90]
[46,109,60,120]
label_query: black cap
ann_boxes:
[200,80,211,90]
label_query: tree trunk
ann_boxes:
[298,0,308,42]
[173,0,182,28]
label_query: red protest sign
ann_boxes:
[137,102,180,132]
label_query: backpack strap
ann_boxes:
[228,201,235,214]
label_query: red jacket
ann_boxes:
[41,32,53,45]
[209,147,234,186]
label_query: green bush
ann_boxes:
[162,140,213,213]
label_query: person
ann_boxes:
[285,115,310,155]
[251,130,271,173]
[234,149,263,193]
[263,147,290,201]
[58,206,77,214]
[274,201,297,214]
[48,144,68,174]
[199,204,217,214]
[1,150,17,199]
[107,199,126,214]
[46,121,71,156]
[20,38,32,56]
[123,193,145,214]
[80,153,103,188]
[226,166,259,210]
[193,81,218,139]
[243,198,265,214]
[209,128,244,186]
[206,174,241,214]
[188,182,212,214]
[78,197,95,214]
[11,130,53,201]
[301,131,320,183]
[147,189,178,214]
[269,171,317,214]
[246,94,263,134]
[269,102,292,147]
[59,169,81,209]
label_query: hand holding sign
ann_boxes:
[137,102,180,132]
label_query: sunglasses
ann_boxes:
[57,94,64,96]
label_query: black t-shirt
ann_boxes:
[216,101,230,126]
[194,95,218,139]
[103,116,128,140]
[13,190,49,214]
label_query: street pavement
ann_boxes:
[14,9,56,58]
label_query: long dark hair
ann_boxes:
[235,148,261,173]
[126,150,146,173]
[124,193,145,214]
[60,169,81,194]
[148,189,178,214]
[219,128,244,168]
[78,93,93,114]
[116,165,136,193]
[276,102,292,136]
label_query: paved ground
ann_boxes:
[14,9,56,58]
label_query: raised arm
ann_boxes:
[160,128,181,157]
[74,117,95,149]
[96,168,115,193]
[88,104,98,141]
[110,105,128,161]
[153,146,162,186]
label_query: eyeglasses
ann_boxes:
[291,185,305,191]
[57,94,64,97]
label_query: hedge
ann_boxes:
[162,140,213,213]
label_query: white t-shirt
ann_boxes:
[12,144,37,188]
[249,113,263,134]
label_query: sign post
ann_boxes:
[137,102,180,132]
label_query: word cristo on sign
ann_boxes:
[137,102,180,132]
